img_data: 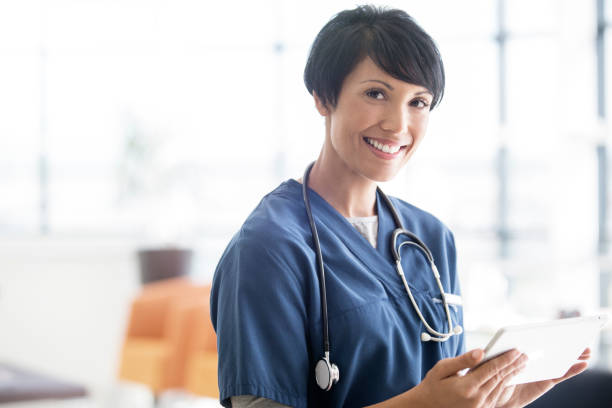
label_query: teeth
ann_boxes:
[365,137,402,154]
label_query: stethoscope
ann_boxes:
[302,162,463,392]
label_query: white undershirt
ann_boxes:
[346,215,378,248]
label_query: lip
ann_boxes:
[364,136,404,148]
[363,136,408,160]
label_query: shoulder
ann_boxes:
[233,180,313,265]
[212,180,313,294]
[240,180,310,245]
[388,195,454,241]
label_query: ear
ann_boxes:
[313,91,330,117]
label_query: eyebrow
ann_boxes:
[361,79,394,90]
[360,79,433,96]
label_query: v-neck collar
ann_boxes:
[375,189,396,263]
[286,179,399,277]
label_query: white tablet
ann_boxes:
[478,315,608,385]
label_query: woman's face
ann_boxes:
[316,57,433,182]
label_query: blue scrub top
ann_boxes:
[211,179,465,408]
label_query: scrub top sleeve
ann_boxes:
[231,395,292,408]
[212,232,310,408]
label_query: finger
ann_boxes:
[553,361,588,384]
[485,374,515,406]
[431,349,484,379]
[483,371,511,404]
[497,384,516,407]
[480,354,527,396]
[483,363,525,406]
[578,348,591,360]
[470,349,522,387]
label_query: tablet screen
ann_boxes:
[480,315,608,385]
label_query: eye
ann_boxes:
[410,98,430,109]
[365,89,385,100]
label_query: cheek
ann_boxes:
[330,106,374,142]
[412,115,430,141]
[402,116,429,162]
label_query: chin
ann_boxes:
[363,167,400,183]
[370,175,396,183]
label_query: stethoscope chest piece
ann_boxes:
[315,354,339,391]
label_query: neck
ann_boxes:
[306,140,378,218]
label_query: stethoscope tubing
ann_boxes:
[302,163,331,354]
[302,161,461,391]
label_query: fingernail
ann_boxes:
[472,349,482,360]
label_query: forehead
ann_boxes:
[344,57,431,94]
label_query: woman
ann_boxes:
[210,5,590,408]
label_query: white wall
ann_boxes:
[0,237,141,397]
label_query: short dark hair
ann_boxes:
[304,5,445,110]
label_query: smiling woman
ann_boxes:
[310,57,432,189]
[209,5,589,408]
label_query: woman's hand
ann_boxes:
[410,348,528,408]
[368,348,590,408]
[494,347,591,408]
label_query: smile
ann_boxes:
[363,137,405,154]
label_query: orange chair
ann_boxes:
[118,278,217,395]
[182,297,219,398]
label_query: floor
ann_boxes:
[0,383,222,408]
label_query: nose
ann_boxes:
[380,104,409,135]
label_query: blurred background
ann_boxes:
[1,0,612,406]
